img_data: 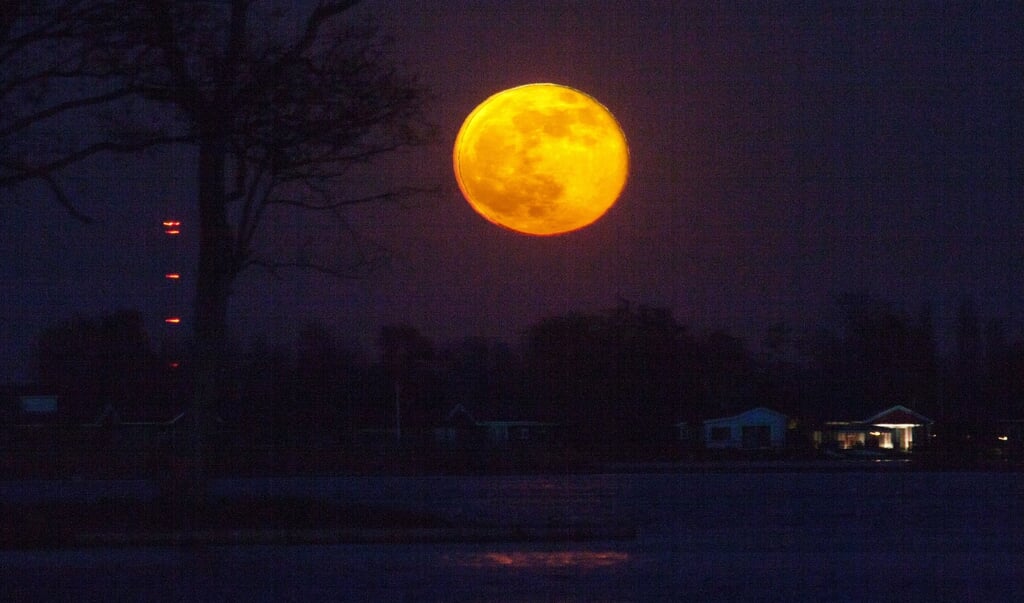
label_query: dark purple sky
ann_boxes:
[2,2,1022,380]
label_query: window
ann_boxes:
[742,425,771,448]
[510,426,530,441]
[710,426,731,441]
[836,432,865,449]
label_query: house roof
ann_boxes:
[478,420,559,428]
[93,403,186,426]
[821,422,894,433]
[439,404,479,429]
[703,406,788,426]
[864,405,933,426]
[437,401,556,428]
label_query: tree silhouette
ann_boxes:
[798,294,939,422]
[523,303,696,460]
[699,329,759,417]
[2,1,429,491]
[34,310,163,419]
[381,323,436,442]
[437,336,521,418]
[0,1,135,220]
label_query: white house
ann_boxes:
[863,405,932,451]
[433,404,559,450]
[817,405,933,452]
[702,407,789,450]
[19,395,58,415]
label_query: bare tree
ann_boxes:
[2,1,430,492]
[0,0,150,221]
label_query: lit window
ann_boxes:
[165,273,181,279]
[837,432,865,449]
[164,317,181,324]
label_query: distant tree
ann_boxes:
[523,303,696,460]
[437,336,521,416]
[1004,340,1024,420]
[796,324,847,421]
[952,297,984,419]
[698,329,760,417]
[33,310,162,418]
[0,0,129,220]
[224,336,291,425]
[804,294,939,420]
[294,324,367,424]
[759,322,813,419]
[912,301,940,416]
[607,303,698,438]
[979,319,1024,421]
[3,1,429,490]
[380,324,437,440]
[523,311,609,429]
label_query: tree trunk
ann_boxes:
[185,134,235,506]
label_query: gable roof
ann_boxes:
[437,401,558,427]
[864,405,933,426]
[440,404,479,429]
[92,403,186,426]
[704,406,789,426]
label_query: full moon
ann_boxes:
[453,83,629,236]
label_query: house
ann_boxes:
[994,420,1024,459]
[1,392,195,477]
[433,404,485,450]
[700,407,789,450]
[478,420,559,446]
[863,405,933,451]
[816,405,933,453]
[92,403,188,451]
[17,395,59,416]
[433,404,561,451]
[0,394,62,426]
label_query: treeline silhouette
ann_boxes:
[15,294,1024,468]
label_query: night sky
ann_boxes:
[1,2,1021,381]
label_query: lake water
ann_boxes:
[2,470,1022,601]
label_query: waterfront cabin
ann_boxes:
[816,405,933,453]
[701,407,789,450]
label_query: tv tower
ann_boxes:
[161,219,183,370]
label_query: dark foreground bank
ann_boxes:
[0,495,636,549]
[0,497,437,548]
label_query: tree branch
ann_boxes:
[39,170,94,223]
[294,1,361,57]
[0,134,193,188]
[0,86,139,139]
[245,256,381,280]
[145,0,207,118]
[263,186,435,211]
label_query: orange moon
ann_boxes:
[453,83,629,236]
